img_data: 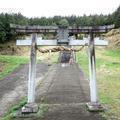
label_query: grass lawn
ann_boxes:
[77,47,120,120]
[1,98,27,120]
[0,55,29,80]
[0,52,58,80]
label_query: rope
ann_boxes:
[37,46,85,53]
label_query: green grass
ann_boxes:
[104,49,120,59]
[37,52,59,64]
[2,99,49,120]
[76,50,89,75]
[76,48,120,120]
[1,98,27,120]
[1,99,48,120]
[0,55,29,80]
[51,52,59,64]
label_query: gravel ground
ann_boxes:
[0,63,49,118]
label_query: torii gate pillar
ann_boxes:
[87,32,105,111]
[22,33,39,113]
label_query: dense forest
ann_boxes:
[0,6,120,43]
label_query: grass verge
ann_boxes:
[0,55,29,80]
[1,98,27,120]
[2,100,49,120]
[76,48,120,120]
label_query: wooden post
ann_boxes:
[74,51,76,62]
[87,32,105,111]
[48,49,52,66]
[71,46,76,62]
[49,49,52,57]
[72,50,74,62]
[21,33,38,113]
[88,32,98,103]
[28,33,37,103]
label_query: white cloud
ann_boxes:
[0,0,119,17]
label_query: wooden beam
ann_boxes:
[10,24,58,30]
[16,39,57,46]
[69,25,114,33]
[10,24,114,34]
[16,38,108,46]
[69,39,108,46]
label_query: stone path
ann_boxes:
[37,64,104,120]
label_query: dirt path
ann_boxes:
[15,63,104,120]
[0,63,49,117]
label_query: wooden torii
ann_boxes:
[11,24,114,113]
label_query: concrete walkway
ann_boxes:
[40,63,90,104]
[14,63,104,120]
[36,63,104,120]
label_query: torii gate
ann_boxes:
[11,24,114,113]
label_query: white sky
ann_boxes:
[0,0,120,18]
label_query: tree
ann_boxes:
[58,19,69,27]
[113,6,120,28]
[0,5,120,43]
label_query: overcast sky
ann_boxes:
[0,0,119,17]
